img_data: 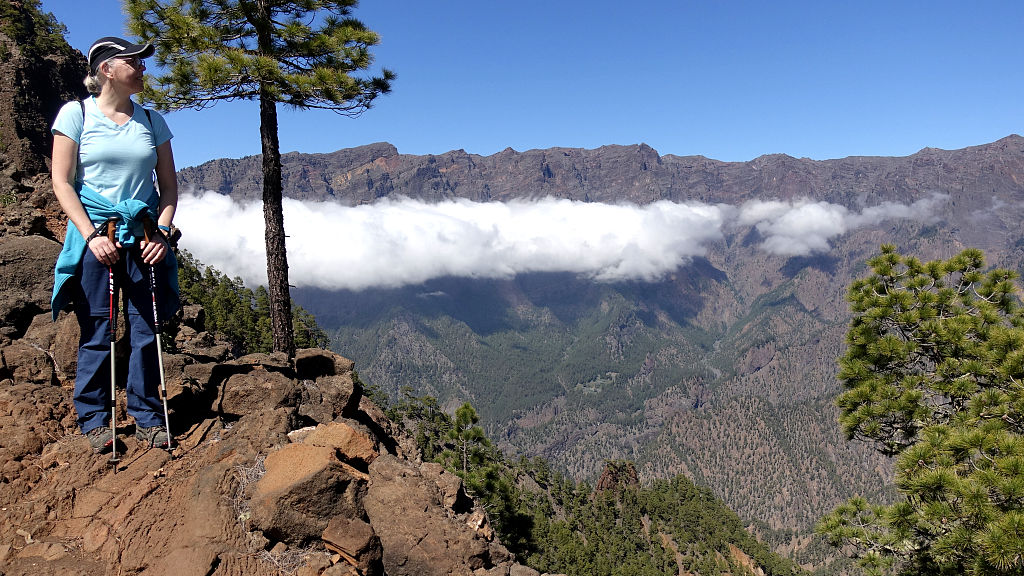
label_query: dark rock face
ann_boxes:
[595,460,639,493]
[0,2,87,177]
[0,3,86,243]
[0,235,61,343]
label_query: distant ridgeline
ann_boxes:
[179,136,1024,565]
[178,136,1023,217]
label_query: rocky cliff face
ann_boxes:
[0,4,556,575]
[178,136,1024,226]
[0,1,84,244]
[0,1,86,178]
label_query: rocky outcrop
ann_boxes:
[364,456,510,576]
[0,0,87,177]
[0,308,547,575]
[595,460,639,493]
[0,2,85,242]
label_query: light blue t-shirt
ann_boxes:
[51,96,173,206]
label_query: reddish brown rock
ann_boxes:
[249,443,366,545]
[303,420,379,468]
[364,454,512,576]
[295,347,355,379]
[322,515,383,576]
[1,341,56,385]
[216,369,300,416]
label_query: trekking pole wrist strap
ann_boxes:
[84,226,105,244]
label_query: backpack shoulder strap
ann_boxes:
[140,106,160,191]
[76,99,85,177]
[140,106,155,132]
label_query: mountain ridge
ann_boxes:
[178,134,1024,207]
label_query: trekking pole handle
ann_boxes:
[142,217,155,244]
[104,217,118,243]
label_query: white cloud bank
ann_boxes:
[736,195,946,256]
[176,192,946,290]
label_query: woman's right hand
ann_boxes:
[88,234,120,266]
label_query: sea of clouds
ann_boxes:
[176,192,946,291]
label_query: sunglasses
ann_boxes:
[116,56,146,69]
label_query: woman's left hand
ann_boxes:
[140,233,168,265]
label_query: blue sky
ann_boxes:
[41,0,1024,171]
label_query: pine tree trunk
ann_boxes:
[258,88,295,358]
[461,439,468,475]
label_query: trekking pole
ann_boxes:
[104,217,120,470]
[143,218,174,451]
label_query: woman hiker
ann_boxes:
[50,36,180,453]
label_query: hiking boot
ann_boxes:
[86,426,115,454]
[135,425,170,449]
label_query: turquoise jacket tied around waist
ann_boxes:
[52,185,180,321]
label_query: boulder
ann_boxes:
[175,326,231,361]
[297,373,356,424]
[216,369,300,416]
[0,341,56,385]
[294,347,355,379]
[49,313,80,384]
[180,304,205,331]
[321,515,383,576]
[421,462,473,514]
[364,454,512,576]
[20,312,59,350]
[303,420,378,468]
[0,235,62,338]
[249,443,366,545]
[354,393,408,459]
[17,311,79,386]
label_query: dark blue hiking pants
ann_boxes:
[73,247,169,434]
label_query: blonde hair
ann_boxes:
[82,58,113,94]
[83,73,102,94]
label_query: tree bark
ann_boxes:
[259,88,295,358]
[254,0,294,358]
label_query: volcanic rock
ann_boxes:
[364,454,512,575]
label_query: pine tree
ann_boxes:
[447,402,488,475]
[126,0,394,357]
[818,244,1024,576]
[176,250,328,355]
